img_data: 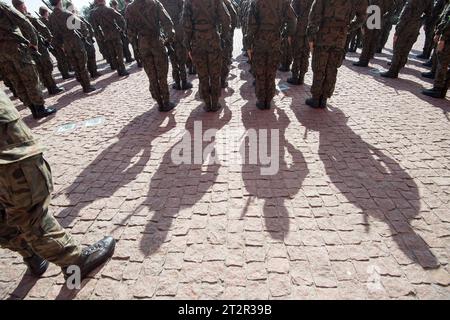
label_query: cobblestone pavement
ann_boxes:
[0,30,449,300]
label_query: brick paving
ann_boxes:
[0,30,449,300]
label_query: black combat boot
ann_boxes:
[380,70,398,78]
[416,53,429,60]
[32,105,57,119]
[287,77,300,85]
[48,85,65,95]
[265,99,272,110]
[423,59,433,67]
[137,62,143,68]
[422,87,448,99]
[320,96,328,108]
[353,60,369,67]
[118,69,129,77]
[210,97,222,112]
[62,72,75,80]
[278,65,290,72]
[63,236,116,281]
[182,80,193,90]
[90,71,102,79]
[159,101,176,112]
[83,85,97,94]
[421,71,435,79]
[24,254,49,277]
[305,97,321,109]
[256,101,266,110]
[172,81,182,90]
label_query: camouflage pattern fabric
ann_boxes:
[291,0,313,80]
[222,0,238,85]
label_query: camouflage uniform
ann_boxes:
[377,0,405,52]
[182,0,231,111]
[160,0,190,89]
[240,0,252,53]
[289,0,314,84]
[420,0,446,59]
[123,2,142,67]
[49,6,94,92]
[279,23,293,71]
[382,0,433,77]
[307,0,368,107]
[90,3,128,75]
[0,3,45,113]
[246,0,296,108]
[80,16,100,78]
[355,0,394,66]
[0,90,81,267]
[222,0,238,87]
[126,0,175,109]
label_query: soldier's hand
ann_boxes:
[437,40,445,52]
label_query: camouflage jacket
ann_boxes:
[90,5,125,41]
[307,0,368,48]
[26,13,52,53]
[160,0,184,25]
[182,0,231,51]
[0,90,43,165]
[0,3,37,47]
[49,7,88,49]
[436,2,450,39]
[246,0,297,50]
[395,0,433,35]
[291,0,314,38]
[126,0,174,42]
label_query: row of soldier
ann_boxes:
[1,0,449,120]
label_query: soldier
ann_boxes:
[11,0,64,96]
[49,0,96,93]
[380,0,433,78]
[110,0,134,63]
[422,1,450,98]
[160,0,193,91]
[123,0,142,68]
[279,24,293,72]
[38,6,74,80]
[288,0,314,86]
[182,0,231,112]
[0,90,115,280]
[0,2,56,119]
[246,0,296,110]
[306,0,368,109]
[90,0,129,76]
[126,0,176,112]
[222,0,238,88]
[80,15,102,78]
[377,0,405,53]
[354,0,394,67]
[418,0,446,60]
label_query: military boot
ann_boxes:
[118,69,129,77]
[380,70,398,78]
[305,97,321,109]
[62,72,75,80]
[353,60,369,67]
[172,81,182,90]
[159,101,176,112]
[63,236,116,281]
[422,87,448,99]
[24,254,49,277]
[421,71,435,79]
[48,85,65,95]
[256,101,266,110]
[182,80,193,90]
[32,105,57,119]
[83,85,97,94]
[91,71,102,79]
[320,96,328,108]
[210,97,222,112]
[423,59,433,67]
[278,65,290,72]
[287,76,300,85]
[221,80,229,88]
[265,99,272,110]
[416,53,429,60]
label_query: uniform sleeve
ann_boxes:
[284,1,297,37]
[89,11,104,41]
[182,0,194,50]
[157,1,175,40]
[246,0,258,48]
[349,0,368,33]
[307,0,325,42]
[32,17,52,40]
[6,6,38,46]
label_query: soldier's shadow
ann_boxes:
[54,107,177,227]
[240,103,309,240]
[136,105,233,256]
[291,104,440,269]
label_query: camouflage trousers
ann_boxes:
[280,37,292,69]
[129,37,141,66]
[0,155,81,267]
[169,40,188,84]
[0,42,45,107]
[121,35,133,62]
[359,27,380,63]
[0,66,17,96]
[98,38,111,63]
[85,42,98,77]
[221,33,234,85]
[140,38,170,105]
[389,27,421,74]
[435,44,450,89]
[65,42,91,90]
[253,48,281,103]
[378,19,393,52]
[311,46,345,98]
[105,38,126,73]
[192,39,223,106]
[34,49,57,91]
[52,46,71,78]
[291,35,310,79]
